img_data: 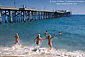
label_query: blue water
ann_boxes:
[0,15,85,51]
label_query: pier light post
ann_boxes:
[0,10,2,24]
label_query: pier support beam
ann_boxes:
[41,12,43,19]
[52,13,54,18]
[27,11,29,21]
[44,12,45,19]
[49,13,51,19]
[18,11,21,23]
[47,12,48,19]
[0,10,2,24]
[43,12,46,19]
[13,11,16,23]
[21,11,23,22]
[23,11,26,22]
[35,11,37,21]
[9,10,12,23]
[16,11,18,22]
[5,10,7,23]
[38,12,40,20]
[30,11,33,22]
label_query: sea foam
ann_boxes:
[0,45,85,57]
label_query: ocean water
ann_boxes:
[0,15,85,57]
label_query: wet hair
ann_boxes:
[37,34,40,38]
[16,33,18,37]
[46,30,47,32]
[16,33,18,35]
[48,34,51,38]
[59,32,61,33]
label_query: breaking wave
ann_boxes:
[0,45,85,57]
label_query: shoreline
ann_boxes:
[0,46,85,57]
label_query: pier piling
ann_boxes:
[30,11,33,22]
[44,12,45,19]
[46,13,48,19]
[35,11,37,21]
[19,11,21,23]
[5,10,7,23]
[27,11,29,21]
[38,12,40,20]
[41,12,43,19]
[23,11,26,22]
[20,11,22,22]
[9,10,12,23]
[0,10,2,24]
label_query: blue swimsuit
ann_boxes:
[16,40,18,43]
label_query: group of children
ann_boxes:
[13,31,62,50]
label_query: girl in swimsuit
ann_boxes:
[43,34,56,50]
[33,34,43,46]
[13,33,20,46]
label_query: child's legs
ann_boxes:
[38,42,40,46]
[13,42,16,46]
[47,43,52,50]
[18,41,20,45]
[50,44,52,48]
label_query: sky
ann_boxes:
[0,0,85,14]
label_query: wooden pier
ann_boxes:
[0,6,71,24]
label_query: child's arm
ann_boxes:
[40,38,43,42]
[51,34,56,39]
[33,38,37,43]
[43,38,48,40]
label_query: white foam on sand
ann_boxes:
[0,45,85,57]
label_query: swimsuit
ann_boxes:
[36,37,40,45]
[16,40,18,43]
[36,41,39,45]
[48,42,50,45]
[48,41,51,45]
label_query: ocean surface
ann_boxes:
[0,15,85,57]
